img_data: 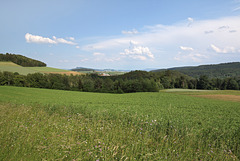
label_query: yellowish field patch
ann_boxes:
[42,71,84,75]
[192,94,240,102]
[0,62,20,66]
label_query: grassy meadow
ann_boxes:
[0,62,82,75]
[0,62,37,75]
[0,86,240,160]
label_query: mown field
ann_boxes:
[0,86,240,160]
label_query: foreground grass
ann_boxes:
[1,86,240,160]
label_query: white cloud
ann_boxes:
[25,33,77,45]
[120,41,154,60]
[210,44,237,53]
[130,40,139,45]
[187,17,194,27]
[53,36,77,45]
[81,16,240,66]
[174,52,208,62]
[122,29,138,35]
[25,33,56,44]
[93,52,105,56]
[180,46,194,51]
[188,17,194,22]
[80,58,89,62]
[67,37,75,41]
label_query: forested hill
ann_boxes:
[152,62,240,78]
[0,53,46,67]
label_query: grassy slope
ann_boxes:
[0,86,240,160]
[25,67,70,72]
[0,62,82,75]
[0,62,37,75]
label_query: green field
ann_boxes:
[1,86,240,160]
[0,62,37,75]
[26,67,70,72]
[0,62,77,75]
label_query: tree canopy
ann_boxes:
[0,53,46,67]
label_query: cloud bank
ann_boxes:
[82,16,240,66]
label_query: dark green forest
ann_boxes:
[0,53,46,67]
[152,62,240,78]
[1,70,239,93]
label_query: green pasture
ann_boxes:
[0,86,240,160]
[0,62,37,75]
[26,67,70,73]
[0,62,72,75]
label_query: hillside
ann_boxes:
[0,62,37,75]
[0,53,46,67]
[152,62,240,78]
[0,62,82,75]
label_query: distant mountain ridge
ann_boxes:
[71,67,130,72]
[152,62,240,78]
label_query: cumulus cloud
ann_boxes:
[180,46,194,51]
[122,29,139,35]
[120,41,154,60]
[25,33,56,44]
[25,33,77,45]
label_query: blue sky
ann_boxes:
[1,0,240,70]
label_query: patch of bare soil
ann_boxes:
[193,95,240,102]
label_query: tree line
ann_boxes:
[0,53,46,67]
[152,62,240,78]
[0,70,239,93]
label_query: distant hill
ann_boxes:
[72,67,95,72]
[0,53,46,67]
[72,67,129,72]
[152,62,240,78]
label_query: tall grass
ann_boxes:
[0,86,240,160]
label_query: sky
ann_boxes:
[1,0,240,70]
